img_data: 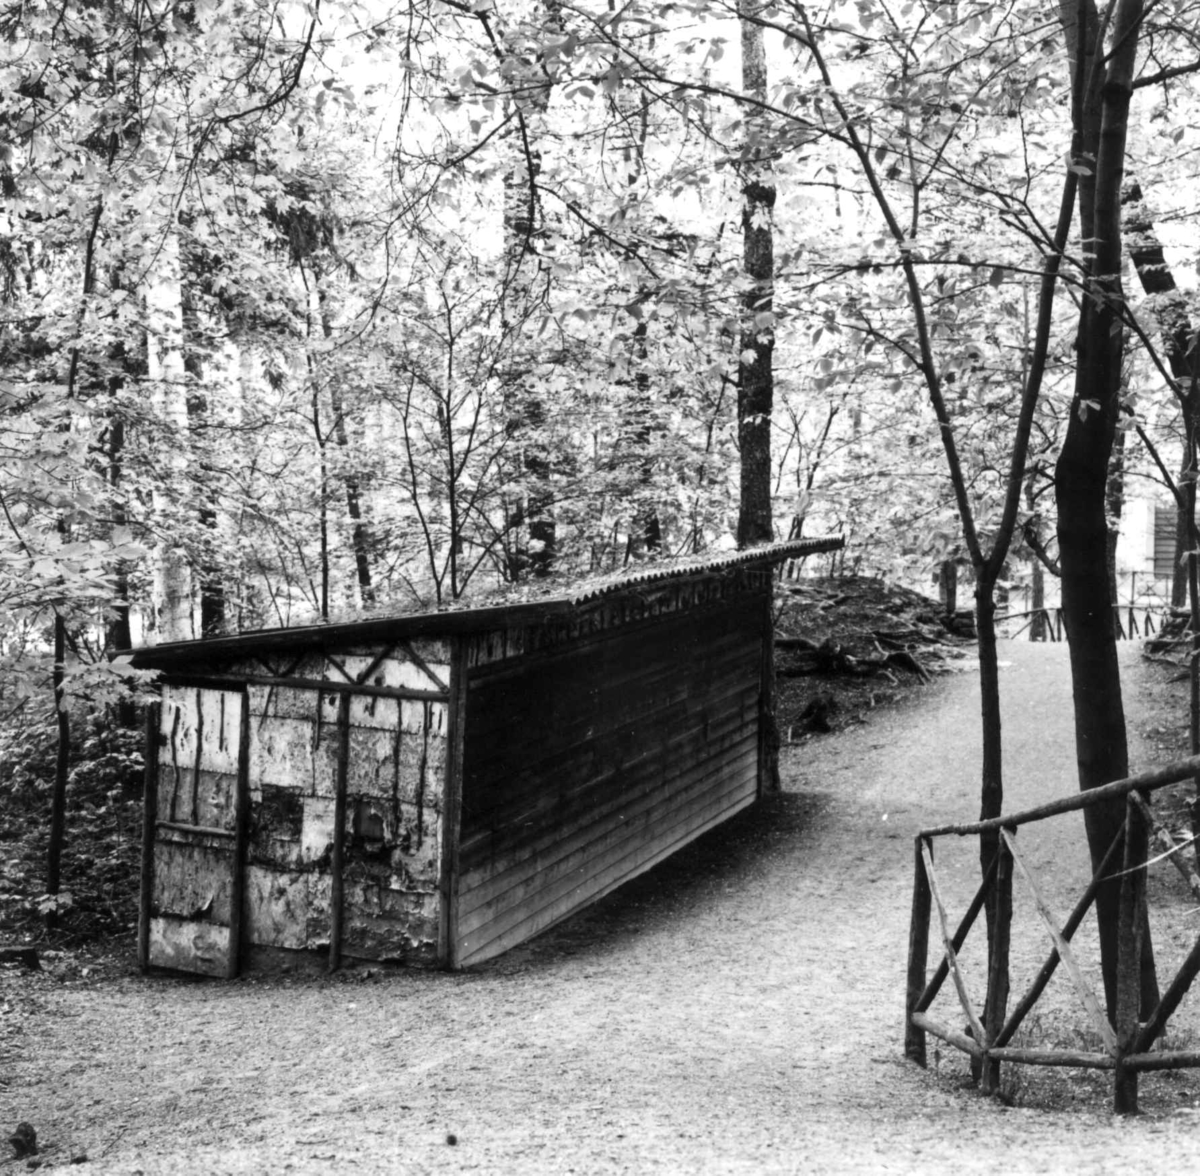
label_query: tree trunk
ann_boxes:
[45,612,70,930]
[736,1,774,549]
[1030,557,1046,642]
[1107,421,1125,606]
[1056,0,1157,1022]
[500,2,561,578]
[940,560,958,617]
[146,225,193,642]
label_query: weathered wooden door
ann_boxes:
[141,686,250,977]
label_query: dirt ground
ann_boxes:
[7,641,1200,1173]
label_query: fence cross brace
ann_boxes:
[921,840,988,1048]
[1001,828,1118,1056]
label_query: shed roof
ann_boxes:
[126,536,842,669]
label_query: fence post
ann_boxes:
[982,830,1013,1095]
[1114,792,1147,1114]
[906,836,932,1065]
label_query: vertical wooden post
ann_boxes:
[982,830,1013,1095]
[758,584,779,797]
[905,835,932,1065]
[227,688,251,980]
[1114,793,1147,1114]
[439,640,469,970]
[328,692,351,973]
[138,702,161,973]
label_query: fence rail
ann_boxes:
[906,754,1200,1114]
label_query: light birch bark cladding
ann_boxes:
[454,595,766,967]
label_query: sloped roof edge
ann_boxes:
[125,536,843,669]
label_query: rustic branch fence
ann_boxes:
[995,605,1168,642]
[906,755,1200,1114]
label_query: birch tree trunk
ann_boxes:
[501,2,562,578]
[146,223,193,643]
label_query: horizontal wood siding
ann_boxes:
[454,594,765,966]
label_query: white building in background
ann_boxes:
[1116,497,1179,604]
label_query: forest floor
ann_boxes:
[6,589,1200,1172]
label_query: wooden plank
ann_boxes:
[463,608,759,732]
[921,841,987,1048]
[456,749,757,954]
[463,644,759,767]
[139,702,160,973]
[156,820,235,841]
[994,827,1120,1049]
[328,693,350,973]
[148,916,230,977]
[460,695,756,859]
[466,596,763,686]
[457,736,758,930]
[462,669,758,812]
[1002,827,1117,1056]
[457,778,757,967]
[159,671,448,703]
[227,688,251,980]
[905,837,932,1066]
[453,691,753,873]
[462,692,756,835]
[457,716,758,907]
[440,640,468,969]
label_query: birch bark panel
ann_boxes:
[455,595,765,967]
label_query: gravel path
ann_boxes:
[6,640,1200,1173]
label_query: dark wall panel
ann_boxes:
[455,594,765,966]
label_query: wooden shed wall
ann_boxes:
[452,590,766,967]
[145,641,451,973]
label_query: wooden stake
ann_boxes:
[328,692,350,973]
[138,702,160,973]
[227,688,251,980]
[1115,792,1148,1114]
[982,835,1013,1094]
[439,640,469,969]
[906,837,932,1065]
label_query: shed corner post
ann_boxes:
[439,638,469,970]
[227,686,252,980]
[138,700,161,974]
[758,581,780,798]
[328,692,351,974]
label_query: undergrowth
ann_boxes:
[0,706,144,946]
